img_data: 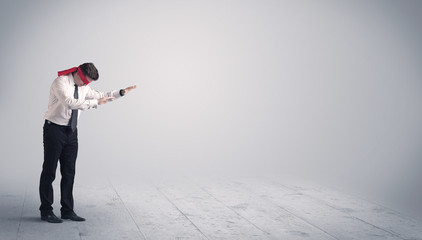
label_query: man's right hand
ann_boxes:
[98,97,115,105]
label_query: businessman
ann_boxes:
[39,63,136,223]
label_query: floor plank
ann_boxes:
[155,178,272,240]
[236,177,407,240]
[0,190,26,240]
[110,178,208,240]
[197,178,336,239]
[280,180,422,240]
[74,182,147,240]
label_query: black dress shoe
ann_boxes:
[61,211,86,221]
[41,212,63,223]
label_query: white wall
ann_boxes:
[1,0,422,216]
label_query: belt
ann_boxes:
[45,120,71,128]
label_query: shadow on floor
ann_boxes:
[6,216,41,223]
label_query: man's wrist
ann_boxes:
[119,89,125,96]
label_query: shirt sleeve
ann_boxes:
[85,85,122,100]
[52,77,98,110]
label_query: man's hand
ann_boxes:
[98,97,115,105]
[122,85,137,95]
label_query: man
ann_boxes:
[39,63,136,223]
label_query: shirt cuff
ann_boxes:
[89,99,98,109]
[112,90,122,99]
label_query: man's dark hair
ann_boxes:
[79,62,99,80]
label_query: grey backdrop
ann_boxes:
[1,0,421,217]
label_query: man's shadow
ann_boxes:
[5,216,41,223]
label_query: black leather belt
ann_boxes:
[45,120,70,127]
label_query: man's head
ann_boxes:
[79,63,99,81]
[73,63,99,86]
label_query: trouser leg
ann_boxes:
[60,128,78,214]
[39,122,64,212]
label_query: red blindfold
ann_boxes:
[58,67,90,85]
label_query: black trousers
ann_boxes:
[39,120,78,214]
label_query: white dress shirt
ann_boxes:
[44,73,121,126]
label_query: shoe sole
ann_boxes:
[61,217,85,222]
[41,218,63,223]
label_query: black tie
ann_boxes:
[70,84,78,132]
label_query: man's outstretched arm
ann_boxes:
[89,85,137,105]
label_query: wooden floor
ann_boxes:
[1,175,421,240]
